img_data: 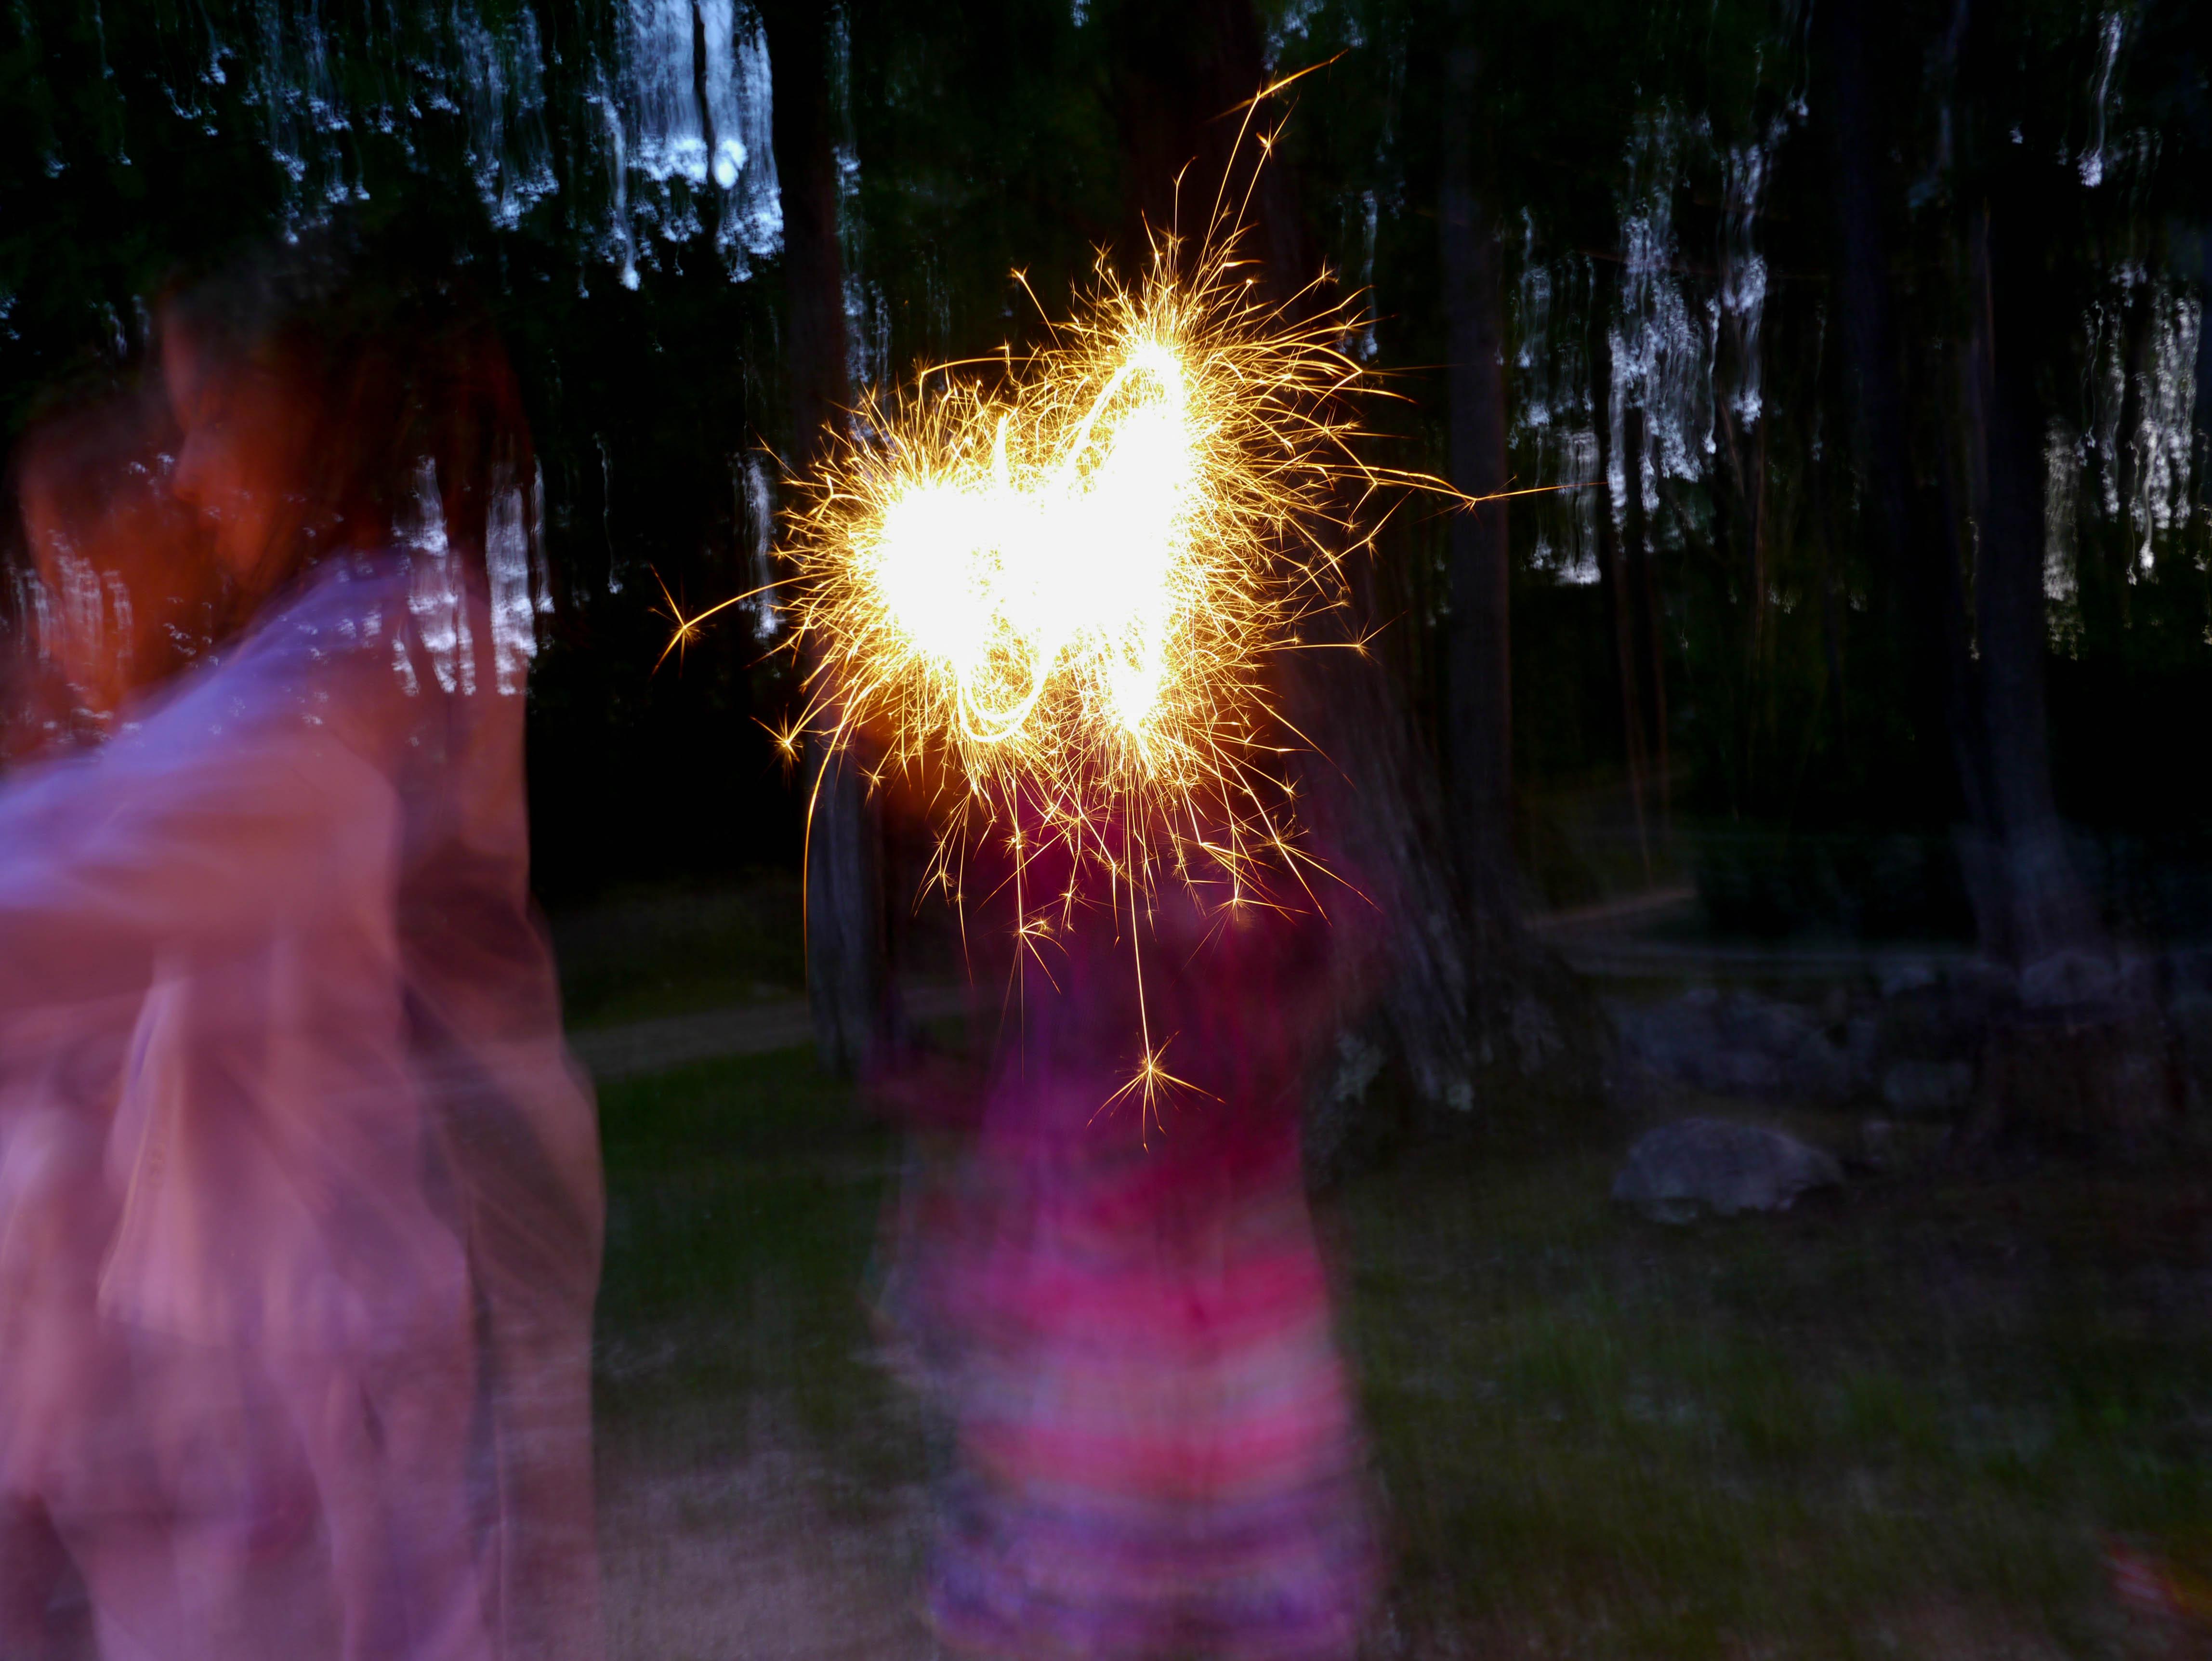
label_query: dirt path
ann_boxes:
[598,1436,937,1661]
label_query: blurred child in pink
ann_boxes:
[0,241,604,1661]
[879,815,1381,1661]
[0,380,322,1661]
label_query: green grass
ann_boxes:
[552,873,806,1030]
[591,1047,922,1500]
[586,1047,2212,1656]
[1342,1140,2212,1657]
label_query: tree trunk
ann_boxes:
[1424,10,1602,1118]
[760,0,888,1073]
[1821,0,2174,1151]
[1817,0,1996,902]
[1439,36,1514,920]
[1614,402,1672,837]
[1948,8,2176,1155]
[1091,0,1494,1149]
[1287,554,1480,1129]
[1591,303,1655,878]
[1810,340,1852,771]
[1963,196,2097,974]
[1713,385,1770,809]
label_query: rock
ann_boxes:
[2019,949,2120,1011]
[1880,1059,1973,1118]
[1304,1025,1388,1188]
[1779,1018,1870,1107]
[1877,960,1939,999]
[1611,1117,1844,1222]
[1608,989,1878,1108]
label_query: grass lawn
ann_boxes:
[589,1050,2212,1659]
[590,1047,935,1660]
[1349,1136,2212,1658]
[551,873,807,1031]
[591,1044,924,1487]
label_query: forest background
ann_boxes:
[12,7,2212,1651]
[5,0,2212,1132]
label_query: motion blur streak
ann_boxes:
[0,239,604,1661]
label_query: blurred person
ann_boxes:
[873,819,1381,1661]
[0,236,604,1661]
[0,382,309,1661]
[3,379,225,755]
[0,380,218,780]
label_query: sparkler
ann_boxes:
[761,219,1415,1121]
[789,231,1372,861]
[665,98,1527,1123]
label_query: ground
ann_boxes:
[590,1048,935,1660]
[587,1040,2212,1661]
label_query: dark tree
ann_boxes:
[1085,0,1484,1138]
[760,0,889,1073]
[1438,26,1513,911]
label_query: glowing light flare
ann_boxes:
[747,77,1494,1129]
[768,231,1416,1134]
[656,71,1589,1130]
[857,331,1201,758]
[785,234,1384,883]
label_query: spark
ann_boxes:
[727,104,1520,1122]
[768,215,1447,1123]
[785,230,1422,851]
[652,566,800,672]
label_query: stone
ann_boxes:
[2019,949,2120,1011]
[1611,1117,1844,1223]
[1607,989,1878,1108]
[1877,960,1939,999]
[1303,1026,1388,1188]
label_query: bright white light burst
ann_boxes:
[658,124,1482,1120]
[771,221,1413,949]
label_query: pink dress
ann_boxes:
[0,545,603,1661]
[898,846,1380,1661]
